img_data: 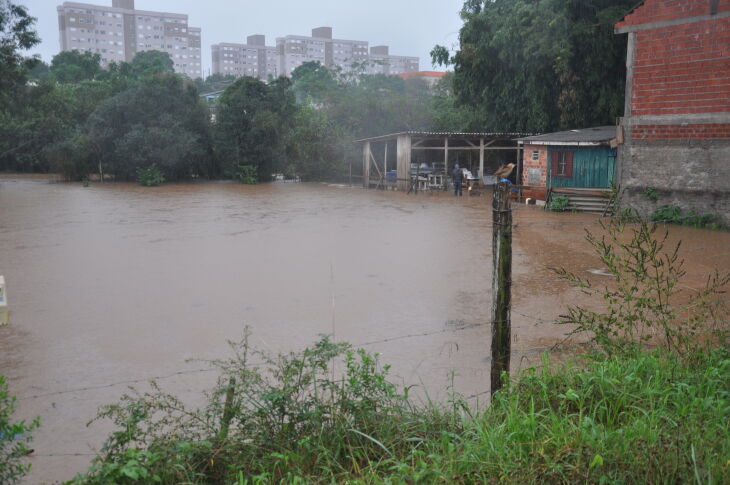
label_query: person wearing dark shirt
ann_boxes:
[452,164,463,196]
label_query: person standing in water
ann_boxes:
[452,164,463,196]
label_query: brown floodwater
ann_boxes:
[1,176,728,483]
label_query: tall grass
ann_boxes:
[69,341,730,484]
[374,349,730,484]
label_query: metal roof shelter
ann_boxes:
[355,131,532,191]
[516,126,619,147]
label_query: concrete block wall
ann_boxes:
[619,140,730,224]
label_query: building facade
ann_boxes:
[517,127,618,192]
[615,0,730,225]
[211,35,278,81]
[366,45,419,75]
[213,27,419,79]
[276,29,329,77]
[57,0,202,79]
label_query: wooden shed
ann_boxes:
[355,132,529,192]
[516,126,620,203]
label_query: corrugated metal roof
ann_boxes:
[516,126,617,146]
[355,131,534,143]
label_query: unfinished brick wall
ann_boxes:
[617,0,730,225]
[631,18,730,118]
[616,0,730,28]
[520,144,548,188]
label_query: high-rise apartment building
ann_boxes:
[211,35,278,81]
[213,27,419,79]
[276,28,329,77]
[57,0,202,79]
[366,45,419,75]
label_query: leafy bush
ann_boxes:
[135,164,165,187]
[234,164,258,185]
[651,205,726,230]
[70,334,448,484]
[70,337,730,484]
[0,376,39,485]
[553,216,729,356]
[547,194,570,211]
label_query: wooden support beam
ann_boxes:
[411,146,517,151]
[362,141,370,189]
[396,135,412,191]
[444,136,449,173]
[479,137,485,179]
[369,151,383,190]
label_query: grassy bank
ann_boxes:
[67,338,729,484]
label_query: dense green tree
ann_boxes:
[284,104,350,181]
[0,0,39,110]
[130,50,175,78]
[50,50,101,83]
[27,59,49,81]
[430,73,482,132]
[434,0,635,132]
[325,74,433,139]
[290,61,339,103]
[81,73,215,180]
[215,76,296,181]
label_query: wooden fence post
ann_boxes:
[218,377,236,442]
[491,182,512,396]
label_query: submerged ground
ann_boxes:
[1,176,728,483]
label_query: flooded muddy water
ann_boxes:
[1,176,728,483]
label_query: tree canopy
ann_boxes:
[434,0,635,132]
[50,50,102,83]
[130,50,175,78]
[215,76,297,181]
[0,0,39,109]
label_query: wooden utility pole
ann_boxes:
[490,182,512,396]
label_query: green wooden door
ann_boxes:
[549,147,615,188]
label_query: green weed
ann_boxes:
[651,205,726,230]
[547,194,570,212]
[0,375,39,485]
[135,164,165,187]
[235,165,258,185]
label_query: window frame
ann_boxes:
[551,150,574,179]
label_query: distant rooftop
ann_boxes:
[356,131,533,143]
[396,71,447,79]
[517,126,618,146]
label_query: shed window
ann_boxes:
[551,150,574,178]
[531,150,539,161]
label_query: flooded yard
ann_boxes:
[1,176,728,483]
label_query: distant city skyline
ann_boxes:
[19,0,464,78]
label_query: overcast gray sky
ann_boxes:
[18,0,464,77]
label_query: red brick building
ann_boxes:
[615,0,730,223]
